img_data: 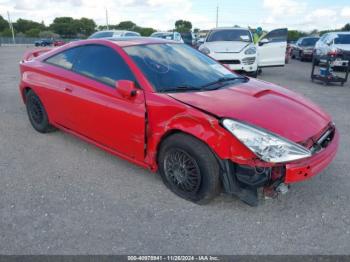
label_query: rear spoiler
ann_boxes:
[22,48,52,62]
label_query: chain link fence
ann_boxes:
[0,37,75,46]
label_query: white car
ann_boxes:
[314,32,350,64]
[151,32,184,43]
[199,27,287,77]
[88,30,141,39]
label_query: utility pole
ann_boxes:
[105,8,109,30]
[7,11,15,44]
[216,2,219,28]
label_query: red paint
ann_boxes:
[19,38,339,185]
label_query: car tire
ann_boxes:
[26,90,56,133]
[158,133,221,204]
[250,69,258,78]
[299,51,304,61]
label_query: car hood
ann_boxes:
[203,41,251,53]
[334,44,350,52]
[167,79,331,142]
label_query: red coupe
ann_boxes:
[19,38,339,206]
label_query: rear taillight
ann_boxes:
[328,49,342,57]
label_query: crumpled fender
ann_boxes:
[144,92,258,170]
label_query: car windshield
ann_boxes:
[206,29,252,42]
[123,43,243,92]
[301,38,319,46]
[335,34,350,44]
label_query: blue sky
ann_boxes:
[0,0,349,31]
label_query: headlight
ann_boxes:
[200,47,210,55]
[222,119,312,163]
[244,46,256,55]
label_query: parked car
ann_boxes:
[150,32,184,43]
[199,27,288,77]
[34,39,53,47]
[53,40,66,47]
[195,37,205,49]
[291,37,319,61]
[180,32,196,46]
[314,32,350,64]
[19,38,338,206]
[285,43,292,64]
[88,30,141,39]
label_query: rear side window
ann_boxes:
[73,45,134,87]
[45,47,80,70]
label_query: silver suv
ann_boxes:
[89,30,141,39]
[314,32,350,63]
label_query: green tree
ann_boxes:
[0,15,8,32]
[14,18,45,33]
[175,20,192,33]
[287,30,306,41]
[25,28,40,37]
[0,28,14,37]
[193,28,200,33]
[342,23,350,31]
[76,17,96,36]
[39,30,59,39]
[50,17,77,37]
[134,26,155,36]
[116,21,136,30]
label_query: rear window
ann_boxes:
[125,32,140,37]
[45,47,80,70]
[207,29,252,42]
[301,38,319,46]
[89,32,114,39]
[335,34,350,44]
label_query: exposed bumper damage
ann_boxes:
[219,127,339,206]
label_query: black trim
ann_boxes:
[43,44,139,90]
[259,64,285,68]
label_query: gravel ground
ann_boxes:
[0,46,349,255]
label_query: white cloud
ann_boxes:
[341,6,350,18]
[261,0,348,31]
[1,0,349,32]
[0,0,197,30]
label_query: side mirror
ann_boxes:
[259,38,269,46]
[115,80,137,98]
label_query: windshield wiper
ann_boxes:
[159,85,201,93]
[200,76,248,90]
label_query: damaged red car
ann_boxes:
[19,38,339,206]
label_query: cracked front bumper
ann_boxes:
[284,129,339,183]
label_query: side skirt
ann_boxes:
[53,123,152,170]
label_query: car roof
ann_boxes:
[152,32,176,35]
[299,36,319,39]
[210,27,249,31]
[73,37,176,47]
[95,30,132,33]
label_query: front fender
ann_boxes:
[144,92,256,170]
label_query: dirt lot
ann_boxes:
[0,46,349,254]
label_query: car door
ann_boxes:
[41,46,83,127]
[257,28,288,67]
[293,39,301,57]
[64,44,146,161]
[317,34,329,57]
